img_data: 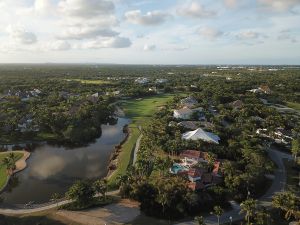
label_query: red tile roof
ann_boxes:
[180,150,201,159]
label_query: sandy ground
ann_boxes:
[56,199,140,225]
[14,151,31,173]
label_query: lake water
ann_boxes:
[0,118,129,205]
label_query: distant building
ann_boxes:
[248,85,271,94]
[155,78,168,84]
[173,107,194,119]
[135,77,149,84]
[229,100,244,109]
[180,96,198,108]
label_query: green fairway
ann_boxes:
[108,94,175,187]
[66,79,111,85]
[121,94,175,125]
[286,101,300,111]
[0,152,23,190]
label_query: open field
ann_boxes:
[121,94,175,125]
[65,79,111,85]
[286,101,300,111]
[0,152,23,190]
[108,94,175,187]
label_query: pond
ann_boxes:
[0,118,129,205]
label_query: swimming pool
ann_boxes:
[170,163,188,174]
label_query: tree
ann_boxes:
[291,139,300,163]
[272,191,299,221]
[2,153,17,175]
[240,198,257,225]
[93,179,108,201]
[66,180,95,207]
[206,153,217,171]
[255,207,271,225]
[195,216,206,225]
[211,205,224,225]
[51,192,61,207]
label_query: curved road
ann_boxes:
[133,126,142,165]
[176,147,292,225]
[0,190,119,215]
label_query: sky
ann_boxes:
[0,0,300,64]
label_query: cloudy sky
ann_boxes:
[0,0,299,64]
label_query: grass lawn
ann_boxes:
[286,101,300,111]
[66,79,111,85]
[108,94,175,187]
[0,152,23,190]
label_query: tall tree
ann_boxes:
[291,139,300,163]
[66,180,95,207]
[240,198,257,225]
[211,205,224,225]
[93,179,108,201]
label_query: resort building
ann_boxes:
[135,77,149,84]
[182,128,220,144]
[180,96,198,108]
[170,150,222,191]
[173,107,194,119]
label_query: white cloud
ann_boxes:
[59,26,119,40]
[224,0,238,8]
[125,10,170,25]
[236,31,260,39]
[177,1,216,18]
[14,0,57,18]
[6,25,37,44]
[143,44,156,51]
[82,36,132,49]
[58,0,115,18]
[47,40,71,51]
[257,0,300,12]
[198,27,223,40]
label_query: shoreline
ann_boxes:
[106,125,130,179]
[0,150,31,193]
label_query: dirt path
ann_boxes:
[56,199,140,225]
[13,151,31,174]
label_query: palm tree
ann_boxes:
[51,193,61,207]
[206,153,216,172]
[291,139,300,163]
[240,198,257,225]
[2,157,13,175]
[93,179,108,201]
[211,205,224,225]
[8,153,17,171]
[255,207,271,225]
[195,216,206,225]
[272,191,299,221]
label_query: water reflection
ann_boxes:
[0,118,129,204]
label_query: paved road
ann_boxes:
[0,190,119,215]
[133,126,142,165]
[176,148,292,225]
